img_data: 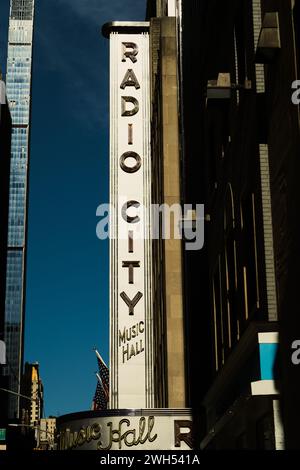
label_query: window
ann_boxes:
[11,0,34,21]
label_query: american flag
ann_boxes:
[92,350,109,410]
[95,350,109,397]
[93,378,108,410]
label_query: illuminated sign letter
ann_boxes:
[120,151,141,174]
[122,42,138,63]
[121,96,139,117]
[174,421,193,449]
[122,261,140,284]
[121,200,140,224]
[120,291,143,316]
[120,69,141,90]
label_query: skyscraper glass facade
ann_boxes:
[4,0,35,419]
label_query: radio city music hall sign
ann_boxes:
[107,23,153,409]
[117,41,146,365]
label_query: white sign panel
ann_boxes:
[108,25,153,409]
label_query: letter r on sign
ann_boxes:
[122,42,138,63]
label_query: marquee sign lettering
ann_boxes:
[57,411,194,451]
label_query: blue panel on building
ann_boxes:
[259,343,278,380]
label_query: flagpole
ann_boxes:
[96,372,103,387]
[94,349,108,369]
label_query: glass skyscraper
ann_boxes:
[4,0,35,419]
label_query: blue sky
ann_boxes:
[0,0,146,417]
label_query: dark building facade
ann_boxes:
[0,79,12,428]
[146,0,214,442]
[274,0,300,450]
[174,0,300,450]
[147,0,300,449]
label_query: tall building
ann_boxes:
[0,78,12,427]
[20,362,43,427]
[3,0,35,419]
[0,79,11,342]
